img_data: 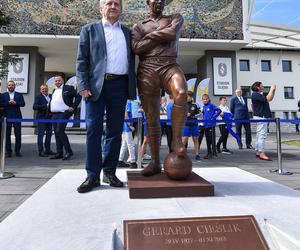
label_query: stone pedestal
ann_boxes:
[127,171,214,199]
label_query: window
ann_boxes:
[283,112,289,119]
[263,86,270,96]
[261,60,271,71]
[239,60,250,71]
[240,86,251,98]
[282,60,292,72]
[284,87,294,99]
[292,112,297,119]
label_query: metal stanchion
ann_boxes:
[136,117,143,169]
[0,118,15,179]
[270,118,293,175]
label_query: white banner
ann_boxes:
[7,53,29,93]
[213,57,233,95]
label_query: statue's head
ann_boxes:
[146,0,165,15]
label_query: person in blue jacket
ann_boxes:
[202,94,221,159]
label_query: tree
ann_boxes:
[0,10,20,80]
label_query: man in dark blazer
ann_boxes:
[49,75,81,161]
[0,80,25,157]
[76,0,136,193]
[33,84,55,157]
[230,88,253,149]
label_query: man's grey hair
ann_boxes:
[99,0,122,7]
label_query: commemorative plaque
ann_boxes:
[124,215,269,250]
[127,171,214,199]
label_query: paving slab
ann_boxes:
[0,168,300,250]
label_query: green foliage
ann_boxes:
[0,52,20,79]
[0,10,10,27]
[0,10,20,80]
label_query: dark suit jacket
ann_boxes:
[0,93,4,118]
[0,92,25,118]
[49,85,82,114]
[230,96,249,120]
[76,21,136,101]
[33,93,52,119]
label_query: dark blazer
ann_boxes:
[0,92,25,118]
[0,93,4,117]
[49,85,82,113]
[230,96,249,120]
[76,21,136,101]
[33,93,52,119]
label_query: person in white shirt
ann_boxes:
[217,96,232,154]
[76,0,136,193]
[49,75,81,161]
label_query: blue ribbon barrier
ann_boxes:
[0,117,300,125]
[223,113,242,144]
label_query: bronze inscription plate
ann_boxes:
[124,215,269,250]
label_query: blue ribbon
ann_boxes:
[222,113,241,144]
[0,118,300,124]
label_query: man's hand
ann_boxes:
[270,84,276,91]
[79,90,92,98]
[9,100,16,105]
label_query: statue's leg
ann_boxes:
[140,94,162,176]
[168,72,188,157]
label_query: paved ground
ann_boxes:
[0,128,299,222]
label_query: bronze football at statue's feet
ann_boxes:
[172,139,187,157]
[141,161,161,177]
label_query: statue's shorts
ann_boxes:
[137,57,185,96]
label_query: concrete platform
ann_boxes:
[0,168,300,250]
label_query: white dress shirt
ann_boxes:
[9,91,15,100]
[43,94,50,105]
[238,96,245,105]
[50,86,69,113]
[102,18,128,75]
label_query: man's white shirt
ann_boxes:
[50,86,69,113]
[102,18,128,75]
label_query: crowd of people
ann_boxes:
[0,77,297,166]
[0,76,81,160]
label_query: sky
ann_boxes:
[251,0,300,27]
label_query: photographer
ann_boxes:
[251,82,276,161]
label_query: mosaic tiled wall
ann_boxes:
[0,0,244,40]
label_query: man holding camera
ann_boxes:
[251,82,276,161]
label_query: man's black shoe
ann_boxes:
[203,154,213,160]
[77,177,100,193]
[39,152,48,157]
[247,145,254,149]
[50,154,63,160]
[238,144,243,149]
[45,151,56,155]
[62,152,73,160]
[102,173,124,187]
[15,152,22,157]
[129,162,137,169]
[117,161,130,168]
[6,153,12,158]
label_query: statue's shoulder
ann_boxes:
[172,13,183,20]
[132,20,148,30]
[161,13,183,21]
